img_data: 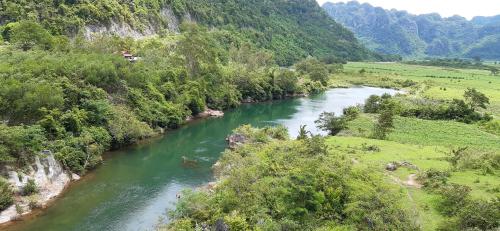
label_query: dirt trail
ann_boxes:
[405,174,422,188]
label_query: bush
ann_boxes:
[22,179,38,196]
[436,184,471,216]
[0,179,14,211]
[449,148,499,174]
[343,106,361,121]
[10,21,54,51]
[364,95,382,113]
[315,112,348,136]
[371,109,394,140]
[418,169,451,190]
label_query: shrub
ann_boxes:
[449,148,499,174]
[371,109,394,140]
[343,106,361,121]
[418,169,451,190]
[364,95,382,113]
[0,179,14,211]
[22,179,38,196]
[436,184,471,216]
[315,112,348,136]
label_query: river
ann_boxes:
[5,87,398,231]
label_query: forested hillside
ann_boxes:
[322,1,500,60]
[0,0,378,217]
[0,0,376,65]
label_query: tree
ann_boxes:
[295,58,330,86]
[343,106,360,121]
[372,109,394,140]
[464,88,489,110]
[177,22,220,79]
[315,112,348,136]
[297,125,310,140]
[364,95,382,113]
[10,21,53,51]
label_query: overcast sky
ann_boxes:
[317,0,500,19]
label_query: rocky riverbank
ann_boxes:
[0,151,79,224]
[0,109,225,225]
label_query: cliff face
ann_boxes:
[83,7,183,39]
[0,152,76,224]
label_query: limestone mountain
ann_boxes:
[322,1,500,60]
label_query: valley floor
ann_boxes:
[332,62,500,230]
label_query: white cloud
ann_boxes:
[317,0,500,19]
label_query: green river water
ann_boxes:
[5,87,397,231]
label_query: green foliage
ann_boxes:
[167,126,417,230]
[0,179,13,211]
[0,20,327,173]
[9,21,54,51]
[22,179,38,196]
[371,109,395,140]
[315,112,348,136]
[296,58,330,85]
[464,88,490,110]
[0,124,46,166]
[418,169,451,191]
[448,147,500,174]
[0,0,373,66]
[343,106,361,121]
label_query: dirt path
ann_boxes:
[405,174,422,188]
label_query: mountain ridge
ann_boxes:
[0,0,377,65]
[322,1,500,59]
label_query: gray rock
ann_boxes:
[226,133,247,149]
[0,152,70,224]
[215,219,229,231]
[386,163,398,171]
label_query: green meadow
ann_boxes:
[334,62,500,116]
[328,62,500,230]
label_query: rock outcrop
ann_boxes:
[0,151,74,224]
[83,7,186,40]
[226,133,247,150]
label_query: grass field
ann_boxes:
[327,135,499,230]
[333,62,500,116]
[327,62,500,230]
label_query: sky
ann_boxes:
[316,0,500,19]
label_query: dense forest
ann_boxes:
[0,0,382,65]
[323,1,500,60]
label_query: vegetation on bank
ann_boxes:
[165,126,418,230]
[166,62,500,230]
[0,19,342,212]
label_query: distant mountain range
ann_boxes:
[322,1,500,60]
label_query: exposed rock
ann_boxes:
[71,173,81,181]
[83,7,184,40]
[242,97,255,103]
[199,109,224,118]
[386,163,398,171]
[386,161,419,172]
[226,133,247,149]
[215,219,229,231]
[0,152,71,224]
[84,20,157,40]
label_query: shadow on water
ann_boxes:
[5,87,397,231]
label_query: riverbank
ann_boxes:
[0,108,225,226]
[2,87,399,231]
